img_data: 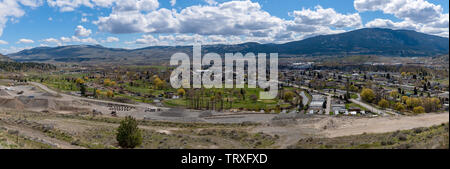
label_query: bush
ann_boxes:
[413,106,425,114]
[397,133,407,141]
[378,99,389,109]
[116,116,143,148]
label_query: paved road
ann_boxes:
[349,98,393,116]
[299,91,309,106]
[325,95,331,115]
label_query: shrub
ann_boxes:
[413,106,425,114]
[116,116,142,148]
[394,102,405,111]
[378,99,389,109]
[177,88,186,97]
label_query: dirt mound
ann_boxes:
[0,98,25,109]
[54,100,89,112]
[17,96,54,110]
[0,89,10,97]
[1,96,88,112]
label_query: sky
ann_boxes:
[0,0,448,54]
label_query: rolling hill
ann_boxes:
[7,28,449,64]
[0,54,13,62]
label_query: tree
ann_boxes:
[116,116,142,149]
[283,91,295,102]
[94,88,99,98]
[413,106,425,114]
[154,77,165,89]
[401,96,409,103]
[378,99,389,109]
[104,79,112,86]
[431,98,441,110]
[389,91,399,99]
[250,94,258,102]
[401,72,407,78]
[240,88,246,100]
[406,98,421,109]
[106,90,114,98]
[177,88,186,97]
[75,78,85,84]
[361,88,375,103]
[80,83,86,97]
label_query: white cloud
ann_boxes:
[74,25,92,37]
[114,0,159,12]
[170,0,176,6]
[290,6,362,28]
[47,0,93,12]
[60,36,72,43]
[79,37,98,44]
[355,0,443,24]
[95,1,284,36]
[46,0,115,12]
[46,0,159,12]
[17,38,34,44]
[204,0,217,5]
[42,38,60,44]
[103,36,119,43]
[48,17,53,21]
[41,37,63,46]
[0,46,34,54]
[159,35,175,41]
[81,17,88,22]
[365,17,449,37]
[0,40,8,44]
[59,36,98,44]
[135,34,159,44]
[94,1,365,44]
[365,18,418,30]
[356,0,448,37]
[0,0,45,37]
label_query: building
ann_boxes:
[310,94,326,114]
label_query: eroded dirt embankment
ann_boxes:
[318,112,449,138]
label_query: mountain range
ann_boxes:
[6,28,449,64]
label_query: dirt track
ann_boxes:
[318,112,449,138]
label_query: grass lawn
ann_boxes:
[346,103,368,111]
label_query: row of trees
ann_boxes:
[0,61,56,72]
[361,88,442,113]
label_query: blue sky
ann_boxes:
[0,0,448,54]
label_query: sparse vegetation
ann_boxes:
[289,123,449,149]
